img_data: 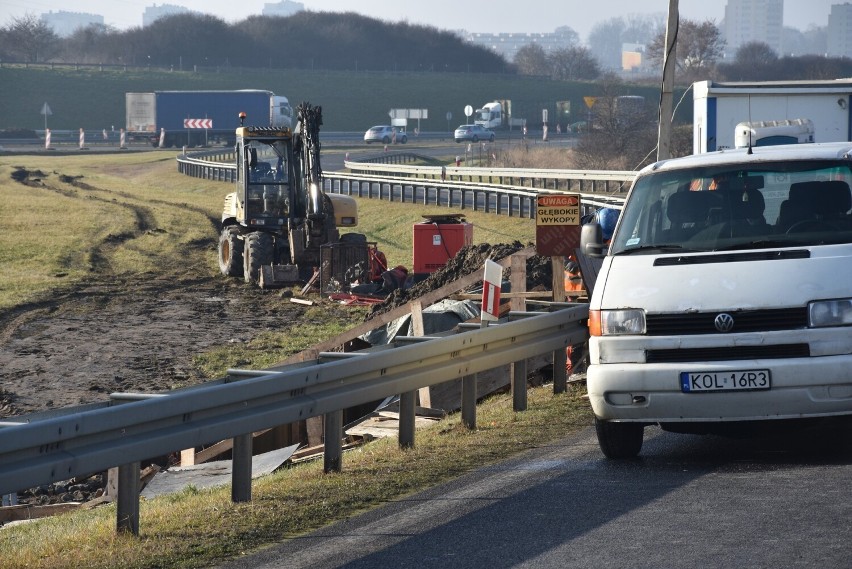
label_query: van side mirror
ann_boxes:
[581,222,607,258]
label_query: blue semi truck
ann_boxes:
[125,90,292,148]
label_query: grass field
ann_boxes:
[0,149,535,312]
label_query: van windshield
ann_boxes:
[611,160,852,254]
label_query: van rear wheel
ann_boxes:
[595,418,643,459]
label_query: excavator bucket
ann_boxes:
[258,264,301,289]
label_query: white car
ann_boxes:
[580,142,852,459]
[364,125,407,144]
[453,124,495,143]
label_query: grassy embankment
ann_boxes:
[0,149,594,569]
[0,149,538,375]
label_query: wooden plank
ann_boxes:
[510,254,526,312]
[290,298,314,306]
[409,300,431,408]
[451,291,552,300]
[551,256,566,303]
[276,247,537,366]
[0,503,82,524]
[193,429,274,464]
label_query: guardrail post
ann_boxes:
[512,359,528,411]
[232,433,253,503]
[117,461,140,535]
[553,345,568,394]
[399,390,416,449]
[462,374,477,429]
[324,410,343,473]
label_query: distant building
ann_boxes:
[723,0,784,58]
[262,1,304,17]
[827,3,852,57]
[142,4,192,27]
[464,30,577,61]
[40,10,104,38]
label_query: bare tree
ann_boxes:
[647,18,725,81]
[547,46,600,80]
[735,41,778,66]
[513,43,550,76]
[1,14,59,62]
[571,76,657,170]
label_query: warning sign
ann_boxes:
[536,194,581,225]
[535,194,582,257]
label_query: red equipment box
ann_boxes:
[413,214,473,274]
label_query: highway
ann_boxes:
[217,419,852,569]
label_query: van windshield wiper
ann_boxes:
[614,244,705,255]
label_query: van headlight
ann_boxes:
[589,309,646,336]
[809,299,852,327]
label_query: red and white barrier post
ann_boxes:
[45,129,52,150]
[159,128,166,148]
[481,259,503,324]
[119,128,127,149]
[79,128,85,150]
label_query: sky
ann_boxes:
[0,0,838,41]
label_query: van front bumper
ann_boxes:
[587,354,852,423]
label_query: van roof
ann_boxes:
[642,142,852,174]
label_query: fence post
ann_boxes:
[553,346,568,394]
[324,410,343,473]
[512,359,528,411]
[399,390,416,449]
[232,433,253,502]
[117,461,140,535]
[462,374,477,429]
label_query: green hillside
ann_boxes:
[0,65,687,133]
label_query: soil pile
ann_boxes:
[366,242,553,320]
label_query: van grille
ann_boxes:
[646,308,808,335]
[646,344,810,363]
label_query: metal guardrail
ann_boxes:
[175,151,630,213]
[0,304,588,534]
[344,159,636,194]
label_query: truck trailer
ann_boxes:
[126,90,292,148]
[693,79,852,154]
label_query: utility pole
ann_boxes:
[657,0,678,161]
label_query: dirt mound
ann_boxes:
[366,242,553,320]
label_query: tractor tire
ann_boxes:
[218,227,244,277]
[243,232,274,284]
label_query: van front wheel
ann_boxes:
[595,418,643,459]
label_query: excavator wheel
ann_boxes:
[218,227,244,277]
[243,231,274,284]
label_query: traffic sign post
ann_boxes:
[464,105,473,125]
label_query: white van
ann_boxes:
[580,143,852,458]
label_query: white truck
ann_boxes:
[580,142,852,458]
[693,79,852,154]
[473,99,525,129]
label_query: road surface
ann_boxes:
[216,420,852,568]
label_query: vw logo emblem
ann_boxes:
[714,313,735,332]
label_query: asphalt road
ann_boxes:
[216,420,852,569]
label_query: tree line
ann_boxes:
[0,12,508,74]
[3,11,852,83]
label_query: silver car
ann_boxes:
[454,124,495,143]
[364,125,408,144]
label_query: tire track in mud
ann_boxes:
[1,168,219,351]
[1,167,350,419]
[11,168,219,273]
